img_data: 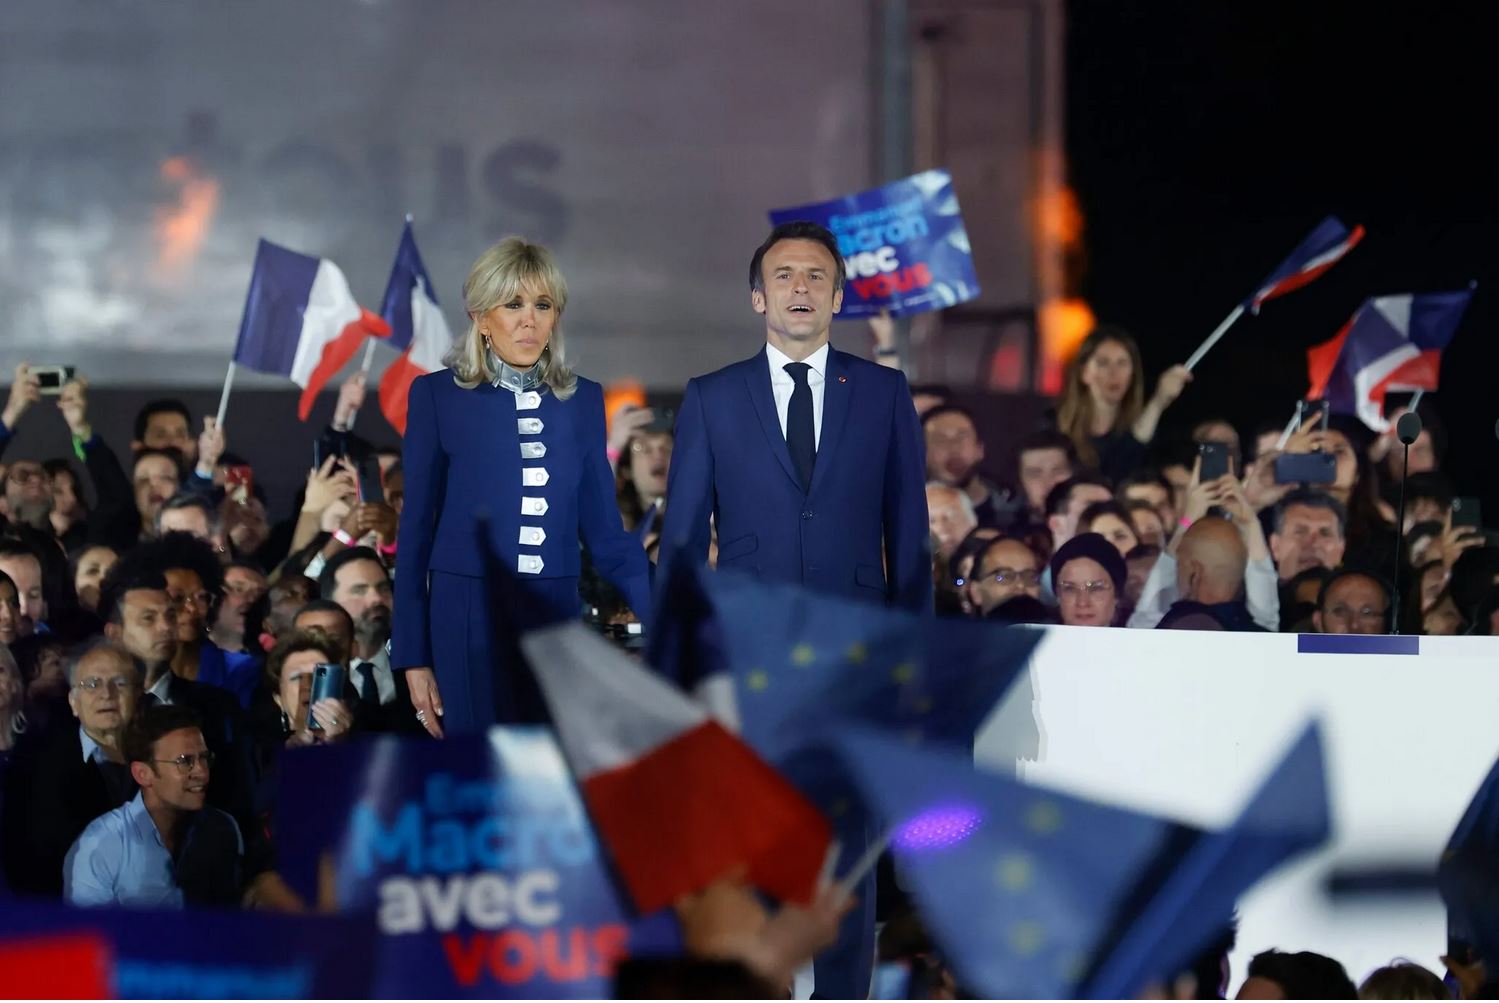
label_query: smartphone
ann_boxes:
[1274,451,1337,485]
[645,407,677,434]
[1198,442,1231,482]
[224,465,253,505]
[306,662,346,731]
[356,456,384,504]
[31,365,75,396]
[1453,496,1483,531]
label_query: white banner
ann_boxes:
[977,626,1499,989]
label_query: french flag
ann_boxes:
[521,621,836,914]
[232,240,390,420]
[1245,216,1365,314]
[378,220,454,435]
[1306,287,1474,432]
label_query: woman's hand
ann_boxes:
[2,363,40,430]
[406,668,445,738]
[1241,452,1292,513]
[307,698,353,741]
[607,405,655,458]
[57,375,91,439]
[1150,364,1193,410]
[333,372,367,431]
[304,456,357,515]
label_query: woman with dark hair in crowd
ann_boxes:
[0,570,18,648]
[1054,326,1192,483]
[69,543,118,615]
[1050,532,1127,628]
[43,457,89,545]
[394,237,650,737]
[1076,500,1140,557]
[615,418,673,539]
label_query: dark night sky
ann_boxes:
[1066,1,1499,504]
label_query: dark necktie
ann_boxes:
[354,661,378,705]
[784,362,815,492]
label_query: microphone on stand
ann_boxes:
[1389,410,1424,635]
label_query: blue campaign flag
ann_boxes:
[770,169,980,318]
[822,722,1329,999]
[0,899,376,998]
[276,728,680,998]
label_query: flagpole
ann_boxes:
[1184,304,1245,372]
[831,830,890,904]
[360,338,378,375]
[215,361,237,428]
[1274,404,1302,451]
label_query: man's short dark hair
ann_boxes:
[1272,488,1347,536]
[1402,471,1453,511]
[1044,473,1112,519]
[122,704,203,769]
[1116,468,1173,500]
[134,399,192,443]
[1013,428,1077,463]
[0,536,43,569]
[318,547,387,600]
[920,404,981,436]
[132,446,186,482]
[156,491,221,535]
[97,564,170,626]
[1245,949,1358,999]
[908,383,953,402]
[1315,569,1392,613]
[748,221,846,292]
[294,597,356,638]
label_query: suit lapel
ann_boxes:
[809,348,852,497]
[742,351,803,490]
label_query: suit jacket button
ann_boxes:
[802,510,813,520]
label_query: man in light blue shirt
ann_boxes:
[64,704,243,908]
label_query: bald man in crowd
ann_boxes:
[1128,473,1278,630]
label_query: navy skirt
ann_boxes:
[427,570,581,734]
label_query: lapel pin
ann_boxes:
[838,376,848,383]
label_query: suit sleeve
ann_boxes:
[391,377,446,669]
[883,371,934,613]
[657,377,714,572]
[80,435,143,552]
[575,383,653,625]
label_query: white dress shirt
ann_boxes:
[352,644,398,706]
[766,342,828,448]
[1126,552,1281,630]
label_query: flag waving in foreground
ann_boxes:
[1306,287,1473,432]
[232,239,390,420]
[823,722,1329,998]
[1245,216,1365,314]
[521,621,835,914]
[378,220,453,435]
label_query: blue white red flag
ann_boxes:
[378,220,453,435]
[232,239,390,420]
[1245,216,1364,313]
[1306,287,1473,432]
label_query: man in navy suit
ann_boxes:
[661,220,931,613]
[660,220,931,998]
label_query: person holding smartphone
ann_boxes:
[393,238,650,737]
[263,629,353,747]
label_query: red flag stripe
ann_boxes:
[296,308,390,421]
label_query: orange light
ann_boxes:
[1036,297,1096,396]
[604,380,647,437]
[154,156,220,276]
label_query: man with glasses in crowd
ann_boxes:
[64,704,246,908]
[1312,570,1392,635]
[967,536,1044,618]
[2,640,142,896]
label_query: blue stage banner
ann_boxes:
[0,901,376,998]
[276,727,678,998]
[769,169,980,318]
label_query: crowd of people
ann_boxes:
[0,240,1489,996]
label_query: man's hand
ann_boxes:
[1242,452,1292,513]
[333,372,368,431]
[57,375,91,439]
[196,416,226,478]
[868,310,896,350]
[1222,475,1271,561]
[406,668,445,738]
[674,870,768,964]
[749,885,856,988]
[354,501,398,545]
[2,363,40,431]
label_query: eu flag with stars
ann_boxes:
[649,561,1042,757]
[1439,752,1499,971]
[823,722,1329,998]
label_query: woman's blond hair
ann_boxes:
[446,237,577,399]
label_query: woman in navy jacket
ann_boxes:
[393,238,651,736]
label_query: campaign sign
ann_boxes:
[769,169,980,318]
[278,727,672,998]
[0,900,375,998]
